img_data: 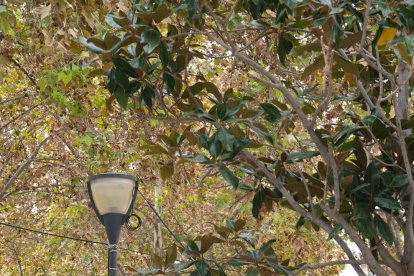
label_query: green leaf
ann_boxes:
[365,162,381,191]
[252,188,264,218]
[220,165,239,189]
[114,86,129,109]
[257,239,276,259]
[194,109,216,122]
[79,37,106,54]
[355,218,374,240]
[194,260,210,276]
[175,261,196,272]
[374,0,393,16]
[248,124,274,145]
[286,151,320,162]
[141,86,155,109]
[389,174,409,188]
[260,103,281,123]
[183,154,212,165]
[227,259,252,266]
[374,197,401,210]
[374,214,394,245]
[159,41,169,69]
[216,103,227,120]
[108,67,129,94]
[215,127,235,152]
[141,29,161,53]
[113,56,137,78]
[278,34,293,66]
[163,72,175,93]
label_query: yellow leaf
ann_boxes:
[376,27,397,46]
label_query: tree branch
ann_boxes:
[0,136,51,200]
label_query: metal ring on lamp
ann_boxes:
[126,214,142,230]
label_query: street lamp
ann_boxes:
[87,173,138,276]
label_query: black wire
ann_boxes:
[0,221,149,255]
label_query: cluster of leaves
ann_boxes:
[137,219,307,276]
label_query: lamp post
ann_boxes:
[87,173,138,276]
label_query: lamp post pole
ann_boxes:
[87,173,139,276]
[108,244,117,276]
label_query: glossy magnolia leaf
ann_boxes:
[194,109,216,122]
[163,71,175,94]
[374,0,393,17]
[374,214,394,245]
[248,124,274,145]
[174,261,196,272]
[219,165,239,189]
[159,41,169,69]
[278,34,293,66]
[365,162,381,190]
[79,37,106,54]
[141,29,161,53]
[215,127,235,152]
[182,154,213,165]
[193,260,210,276]
[216,103,227,120]
[257,239,276,259]
[260,103,281,123]
[114,86,129,109]
[355,218,374,240]
[113,56,136,78]
[353,203,373,239]
[374,197,401,210]
[252,188,264,218]
[389,174,408,188]
[108,67,129,94]
[400,7,414,30]
[140,86,155,109]
[226,219,246,232]
[286,151,320,162]
[353,137,367,169]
